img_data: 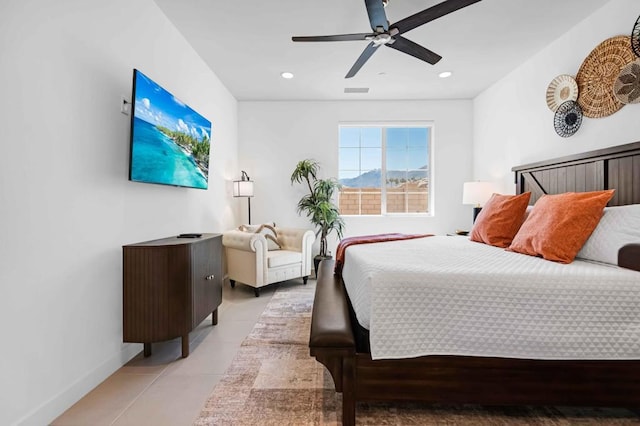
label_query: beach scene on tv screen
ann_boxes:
[131,70,211,189]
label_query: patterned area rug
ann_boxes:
[195,282,640,425]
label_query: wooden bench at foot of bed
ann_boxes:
[310,259,640,426]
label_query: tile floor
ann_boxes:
[52,278,310,426]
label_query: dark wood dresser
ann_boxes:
[123,234,222,358]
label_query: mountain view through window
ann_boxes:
[338,125,431,215]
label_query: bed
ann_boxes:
[310,141,640,426]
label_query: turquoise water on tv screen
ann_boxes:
[130,117,208,189]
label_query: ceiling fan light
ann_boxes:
[372,33,392,46]
[438,71,453,78]
[281,72,294,79]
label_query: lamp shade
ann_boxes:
[233,180,254,197]
[462,181,494,207]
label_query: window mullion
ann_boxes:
[404,144,409,214]
[358,130,363,215]
[381,128,387,215]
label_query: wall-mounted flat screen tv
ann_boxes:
[129,69,211,189]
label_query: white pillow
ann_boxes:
[577,205,640,265]
[238,223,281,250]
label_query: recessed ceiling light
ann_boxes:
[438,71,453,79]
[281,72,294,79]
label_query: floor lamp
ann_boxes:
[233,171,254,224]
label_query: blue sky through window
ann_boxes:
[339,126,429,175]
[386,127,429,171]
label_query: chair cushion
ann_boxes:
[267,250,302,268]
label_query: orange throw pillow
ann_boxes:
[507,190,615,264]
[470,192,531,248]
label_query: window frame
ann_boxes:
[338,121,434,217]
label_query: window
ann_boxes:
[338,124,431,215]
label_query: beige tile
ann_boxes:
[111,374,221,426]
[192,314,217,334]
[162,339,241,376]
[226,282,271,298]
[122,324,217,369]
[221,301,270,322]
[203,318,259,344]
[188,321,218,347]
[124,341,183,367]
[223,288,275,307]
[117,363,168,376]
[51,373,157,426]
[220,290,274,318]
[53,279,316,425]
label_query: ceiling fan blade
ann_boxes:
[391,0,482,35]
[292,33,373,42]
[345,42,379,78]
[364,0,389,32]
[387,36,442,65]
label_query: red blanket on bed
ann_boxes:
[334,233,433,277]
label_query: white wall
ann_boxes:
[473,0,640,192]
[238,100,474,251]
[0,1,238,424]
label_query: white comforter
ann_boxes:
[341,236,640,360]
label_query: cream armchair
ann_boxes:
[222,227,315,297]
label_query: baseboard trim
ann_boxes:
[16,343,141,426]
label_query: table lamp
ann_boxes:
[462,181,494,223]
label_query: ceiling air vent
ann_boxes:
[344,87,369,94]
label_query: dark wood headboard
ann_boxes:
[512,141,640,206]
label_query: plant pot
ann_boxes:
[314,254,332,279]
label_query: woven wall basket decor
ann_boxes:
[632,15,640,57]
[546,74,579,112]
[614,59,640,104]
[576,35,635,118]
[554,100,583,138]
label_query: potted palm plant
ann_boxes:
[291,159,345,275]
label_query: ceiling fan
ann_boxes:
[292,0,482,78]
